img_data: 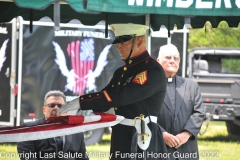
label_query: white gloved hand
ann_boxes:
[76,110,93,116]
[57,97,80,114]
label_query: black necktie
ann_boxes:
[168,81,175,110]
[55,136,63,151]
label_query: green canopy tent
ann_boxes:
[0,0,239,77]
[86,0,240,29]
[1,0,240,30]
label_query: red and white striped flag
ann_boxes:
[67,38,95,95]
[0,113,124,142]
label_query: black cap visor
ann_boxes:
[111,35,134,44]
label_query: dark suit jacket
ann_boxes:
[17,117,88,160]
[80,51,168,160]
[158,76,204,160]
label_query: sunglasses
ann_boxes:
[164,56,180,62]
[45,103,64,108]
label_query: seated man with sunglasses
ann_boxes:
[17,90,88,160]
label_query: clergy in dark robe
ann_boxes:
[157,44,204,160]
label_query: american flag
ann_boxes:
[67,38,95,95]
[0,113,124,142]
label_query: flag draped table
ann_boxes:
[0,112,124,142]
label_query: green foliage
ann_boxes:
[189,21,240,73]
[189,21,240,49]
[222,59,240,73]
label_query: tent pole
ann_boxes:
[54,0,60,31]
[145,14,151,55]
[182,26,187,78]
[182,17,190,78]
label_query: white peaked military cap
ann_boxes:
[109,23,149,44]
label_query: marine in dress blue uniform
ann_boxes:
[58,24,168,160]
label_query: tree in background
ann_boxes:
[189,21,240,73]
[189,21,240,49]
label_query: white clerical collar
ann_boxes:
[167,78,173,82]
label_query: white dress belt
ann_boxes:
[119,115,158,150]
[119,116,157,126]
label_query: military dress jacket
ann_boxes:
[80,51,168,160]
[17,117,88,160]
[158,76,204,160]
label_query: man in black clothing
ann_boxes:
[157,44,204,160]
[17,90,88,160]
[58,24,168,160]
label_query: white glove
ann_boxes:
[58,97,80,114]
[76,110,93,116]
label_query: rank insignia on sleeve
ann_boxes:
[132,70,148,85]
[103,90,112,102]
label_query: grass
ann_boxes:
[0,143,19,160]
[198,121,240,160]
[86,135,111,160]
[0,121,239,160]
